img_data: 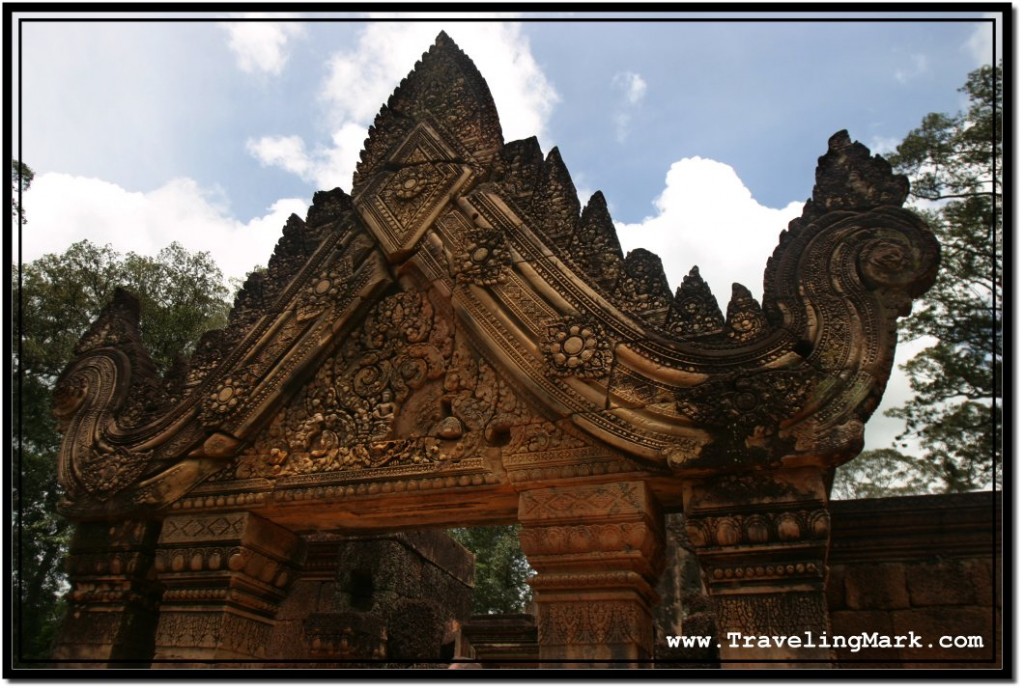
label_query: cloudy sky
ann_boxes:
[12,9,1000,453]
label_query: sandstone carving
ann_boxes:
[48,32,938,667]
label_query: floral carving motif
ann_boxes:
[392,168,429,200]
[542,320,612,380]
[540,601,645,647]
[79,447,153,500]
[201,375,250,422]
[296,258,354,322]
[454,227,510,286]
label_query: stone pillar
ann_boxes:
[680,466,833,668]
[52,519,163,666]
[518,481,664,667]
[152,512,305,663]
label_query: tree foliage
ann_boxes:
[11,160,34,223]
[13,240,232,661]
[449,526,533,615]
[834,63,1002,498]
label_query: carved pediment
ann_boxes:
[52,33,938,521]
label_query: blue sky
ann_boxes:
[12,9,1001,454]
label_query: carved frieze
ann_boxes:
[539,600,646,647]
[153,512,304,661]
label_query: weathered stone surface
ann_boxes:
[906,559,992,608]
[519,481,664,667]
[51,520,163,666]
[460,614,539,668]
[890,606,995,663]
[844,563,910,611]
[46,31,946,669]
[680,467,833,667]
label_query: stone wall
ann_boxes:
[650,491,1001,669]
[274,492,1001,669]
[267,529,474,664]
[827,491,1001,669]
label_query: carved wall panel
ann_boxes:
[519,482,665,667]
[152,512,304,662]
[680,468,834,666]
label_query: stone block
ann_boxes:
[829,609,899,662]
[891,606,995,663]
[844,562,908,610]
[825,564,846,612]
[907,558,994,607]
[276,580,322,621]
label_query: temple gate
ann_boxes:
[48,33,938,668]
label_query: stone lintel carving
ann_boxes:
[518,482,665,667]
[680,466,833,667]
[152,512,305,662]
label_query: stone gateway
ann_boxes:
[49,33,939,668]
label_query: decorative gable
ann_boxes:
[52,33,938,524]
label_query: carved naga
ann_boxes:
[51,33,938,521]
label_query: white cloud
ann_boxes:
[20,173,308,283]
[868,135,901,157]
[964,12,1002,66]
[894,53,928,83]
[246,135,312,177]
[611,71,647,143]
[247,124,368,193]
[614,156,804,309]
[613,71,647,106]
[222,17,305,75]
[613,156,919,453]
[248,20,559,191]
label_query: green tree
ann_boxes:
[449,526,533,614]
[834,62,1002,498]
[11,160,34,223]
[13,240,232,662]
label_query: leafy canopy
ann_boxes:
[13,239,232,661]
[449,526,533,615]
[834,63,1002,498]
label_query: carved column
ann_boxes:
[152,512,305,663]
[518,481,664,667]
[52,519,163,666]
[680,466,833,667]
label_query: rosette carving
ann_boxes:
[542,319,612,380]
